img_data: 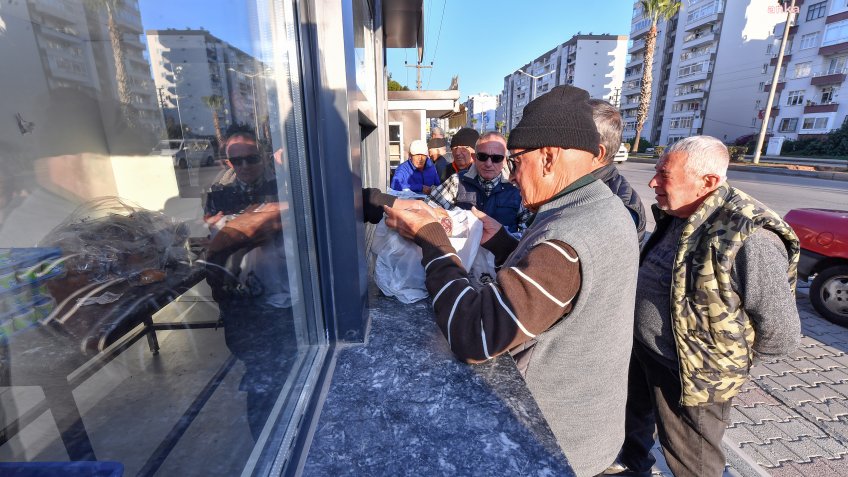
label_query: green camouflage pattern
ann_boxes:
[664,183,800,406]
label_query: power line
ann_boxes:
[426,0,447,89]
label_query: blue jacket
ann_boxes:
[453,169,523,233]
[391,158,440,193]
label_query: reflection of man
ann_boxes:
[390,139,440,194]
[425,132,529,235]
[610,137,801,477]
[383,86,639,477]
[203,132,295,438]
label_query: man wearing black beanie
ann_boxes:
[383,85,639,476]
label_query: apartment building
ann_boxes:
[464,93,499,132]
[762,0,848,141]
[146,29,271,140]
[0,0,161,156]
[623,0,780,145]
[500,34,628,132]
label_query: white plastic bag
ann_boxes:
[372,209,483,303]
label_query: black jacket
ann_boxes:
[592,162,647,244]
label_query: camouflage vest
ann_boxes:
[648,183,800,406]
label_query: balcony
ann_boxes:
[620,101,639,110]
[811,72,847,86]
[804,103,839,113]
[763,81,786,93]
[682,31,716,49]
[674,89,705,101]
[770,54,791,66]
[826,11,848,24]
[819,41,848,56]
[32,0,75,22]
[685,12,721,32]
[628,39,645,54]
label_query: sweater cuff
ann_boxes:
[482,226,518,263]
[414,222,455,261]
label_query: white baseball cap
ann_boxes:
[409,139,428,156]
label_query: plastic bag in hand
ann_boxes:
[372,209,483,304]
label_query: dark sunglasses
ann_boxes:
[506,147,541,171]
[476,152,505,164]
[228,154,262,166]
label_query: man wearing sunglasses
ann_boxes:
[383,85,639,477]
[425,132,529,235]
[204,132,277,220]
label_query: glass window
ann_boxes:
[794,62,812,78]
[807,1,828,21]
[823,19,848,46]
[800,32,820,49]
[828,56,848,74]
[802,117,830,129]
[0,0,330,475]
[786,90,806,105]
[779,118,799,132]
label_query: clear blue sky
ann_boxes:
[389,0,633,100]
[139,0,633,101]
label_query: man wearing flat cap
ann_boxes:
[382,86,639,476]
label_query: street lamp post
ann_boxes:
[517,68,555,101]
[228,67,267,139]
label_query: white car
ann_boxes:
[151,139,215,169]
[613,143,629,163]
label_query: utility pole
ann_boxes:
[405,62,433,90]
[754,0,795,164]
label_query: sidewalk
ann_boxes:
[644,287,848,476]
[627,155,848,183]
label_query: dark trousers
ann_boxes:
[620,341,732,477]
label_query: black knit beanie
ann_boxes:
[450,128,480,149]
[507,85,600,156]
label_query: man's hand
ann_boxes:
[383,203,440,240]
[472,207,503,244]
[207,202,285,255]
[422,185,432,195]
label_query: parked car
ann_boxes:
[151,139,215,169]
[784,208,848,326]
[613,143,628,163]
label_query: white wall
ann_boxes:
[573,38,627,101]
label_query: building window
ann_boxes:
[821,86,836,103]
[806,1,827,21]
[800,32,820,49]
[669,116,694,129]
[794,62,812,78]
[823,19,848,46]
[678,61,710,78]
[779,118,799,132]
[827,56,847,74]
[686,1,722,24]
[786,90,806,105]
[802,117,830,129]
[759,81,765,92]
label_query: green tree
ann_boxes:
[387,73,409,91]
[495,120,505,134]
[202,95,226,149]
[633,0,681,150]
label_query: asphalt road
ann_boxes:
[617,161,848,231]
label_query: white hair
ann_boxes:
[666,136,729,181]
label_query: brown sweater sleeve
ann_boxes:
[414,222,581,363]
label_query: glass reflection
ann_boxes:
[0,0,317,474]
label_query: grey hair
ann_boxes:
[476,131,507,149]
[587,99,622,164]
[666,136,729,181]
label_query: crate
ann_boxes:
[0,248,64,339]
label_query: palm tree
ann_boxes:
[633,0,681,151]
[202,95,226,148]
[496,120,505,134]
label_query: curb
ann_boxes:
[626,157,848,182]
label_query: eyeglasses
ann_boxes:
[506,147,540,171]
[476,152,505,164]
[228,154,262,166]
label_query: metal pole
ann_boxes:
[250,75,259,139]
[174,67,184,138]
[754,0,795,164]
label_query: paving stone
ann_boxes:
[726,421,768,444]
[803,399,848,422]
[800,335,823,348]
[783,436,848,460]
[728,408,758,428]
[736,403,799,424]
[824,381,848,396]
[759,373,805,391]
[773,455,848,477]
[815,344,848,358]
[756,360,804,378]
[733,384,783,407]
[791,370,835,387]
[739,439,803,467]
[791,357,831,372]
[776,384,839,403]
[810,355,848,371]
[789,347,828,361]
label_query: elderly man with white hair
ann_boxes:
[610,136,801,477]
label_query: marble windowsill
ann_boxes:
[302,287,574,476]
